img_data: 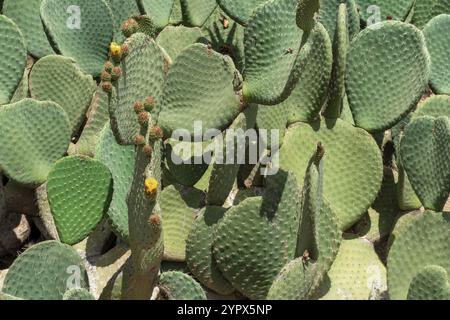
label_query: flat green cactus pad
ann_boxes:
[323,3,350,119]
[423,14,450,95]
[160,184,205,261]
[47,156,113,245]
[95,123,136,243]
[180,0,217,27]
[186,206,234,295]
[388,211,450,300]
[407,265,450,300]
[242,0,312,105]
[140,0,175,30]
[156,26,204,61]
[417,95,450,117]
[217,0,267,26]
[158,43,240,139]
[279,118,383,230]
[318,0,360,41]
[0,15,26,105]
[315,238,387,300]
[357,0,415,22]
[281,21,333,123]
[213,172,301,299]
[0,99,71,186]
[159,271,207,300]
[30,55,96,135]
[412,0,450,29]
[268,153,341,300]
[3,0,55,58]
[400,116,450,211]
[111,33,166,145]
[346,21,430,132]
[63,288,95,300]
[40,0,114,76]
[255,105,288,150]
[2,241,89,300]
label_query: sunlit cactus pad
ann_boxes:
[0,0,448,302]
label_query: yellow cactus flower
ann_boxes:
[110,42,122,57]
[145,178,158,196]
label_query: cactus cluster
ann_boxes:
[0,0,449,301]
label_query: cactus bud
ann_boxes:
[143,144,153,156]
[111,66,122,81]
[144,96,155,112]
[122,18,139,38]
[102,81,112,93]
[134,135,146,145]
[104,61,114,73]
[138,112,150,125]
[101,70,112,82]
[149,126,164,141]
[121,44,129,58]
[134,101,144,114]
[148,214,161,226]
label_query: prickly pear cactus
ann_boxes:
[0,0,449,302]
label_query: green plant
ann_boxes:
[0,0,448,301]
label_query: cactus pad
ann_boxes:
[180,0,217,27]
[71,86,112,156]
[159,271,207,300]
[156,26,204,61]
[407,265,450,300]
[0,99,71,185]
[400,116,450,211]
[3,0,55,58]
[112,33,166,145]
[281,21,333,123]
[0,15,26,105]
[213,172,301,299]
[217,0,267,26]
[357,0,415,22]
[40,0,114,76]
[315,238,387,300]
[412,0,450,29]
[158,43,240,139]
[63,288,95,300]
[47,156,113,245]
[345,21,430,132]
[30,55,96,135]
[318,0,360,41]
[140,0,175,30]
[160,184,205,261]
[279,118,383,230]
[423,14,450,95]
[186,206,234,295]
[387,211,450,300]
[242,0,311,105]
[2,241,89,300]
[95,124,136,242]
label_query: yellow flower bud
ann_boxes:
[110,42,122,57]
[144,178,158,197]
